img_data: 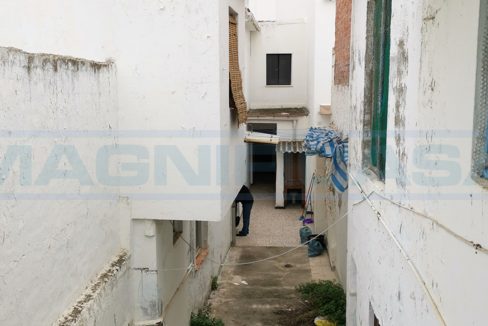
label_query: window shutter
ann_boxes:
[473,1,488,178]
[370,0,391,179]
[229,15,248,124]
[266,54,292,85]
[266,54,279,85]
[278,54,292,85]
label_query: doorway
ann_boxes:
[284,152,306,207]
[248,123,277,187]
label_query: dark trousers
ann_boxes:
[240,201,253,235]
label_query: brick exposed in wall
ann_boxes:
[334,0,352,86]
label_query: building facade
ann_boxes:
[345,0,488,325]
[0,0,251,325]
[246,0,336,209]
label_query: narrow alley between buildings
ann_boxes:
[209,182,337,325]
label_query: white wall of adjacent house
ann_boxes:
[131,0,249,323]
[247,0,336,218]
[247,0,334,115]
[0,0,245,222]
[0,47,131,326]
[307,0,336,128]
[304,0,338,254]
[0,0,248,325]
[348,0,488,325]
[247,0,309,109]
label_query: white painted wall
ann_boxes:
[247,0,277,21]
[130,209,235,325]
[248,0,310,109]
[348,0,488,325]
[0,0,246,222]
[0,48,129,325]
[130,0,249,324]
[305,0,337,245]
[247,0,336,213]
[248,22,309,108]
[0,0,250,324]
[247,0,334,115]
[307,0,336,128]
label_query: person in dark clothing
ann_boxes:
[235,185,254,236]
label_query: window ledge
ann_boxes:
[265,85,293,88]
[360,167,386,192]
[194,248,209,271]
[471,174,488,188]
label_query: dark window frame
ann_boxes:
[362,0,392,180]
[266,53,292,86]
[472,0,488,182]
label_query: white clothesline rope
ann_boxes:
[349,172,448,326]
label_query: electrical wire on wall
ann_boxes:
[372,190,488,255]
[156,173,488,325]
[349,172,448,326]
[135,168,488,326]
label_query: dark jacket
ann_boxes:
[235,185,254,204]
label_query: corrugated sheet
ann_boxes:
[276,141,305,153]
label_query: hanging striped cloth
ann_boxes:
[303,127,349,192]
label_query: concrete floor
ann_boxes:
[235,182,303,247]
[209,246,312,326]
[210,182,337,325]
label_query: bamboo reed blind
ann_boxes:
[229,15,248,124]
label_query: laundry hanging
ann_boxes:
[303,127,349,192]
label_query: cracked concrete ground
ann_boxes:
[209,246,312,326]
[209,182,337,325]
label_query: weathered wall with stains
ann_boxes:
[0,0,250,324]
[0,47,131,325]
[312,157,348,287]
[130,0,250,324]
[309,0,350,288]
[130,209,235,325]
[0,0,247,222]
[347,0,488,325]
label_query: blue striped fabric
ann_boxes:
[304,128,349,192]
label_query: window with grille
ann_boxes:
[266,54,292,85]
[472,0,488,181]
[362,0,392,180]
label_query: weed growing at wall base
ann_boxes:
[190,306,224,326]
[296,280,346,326]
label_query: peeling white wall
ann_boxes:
[0,0,246,222]
[130,0,248,324]
[348,0,488,325]
[130,209,234,325]
[0,48,128,325]
[0,0,250,324]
